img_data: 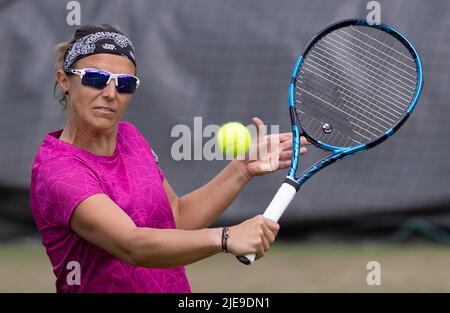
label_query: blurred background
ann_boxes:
[0,0,449,292]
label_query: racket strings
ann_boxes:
[349,27,416,71]
[296,107,362,146]
[296,84,385,140]
[295,25,418,147]
[333,29,417,84]
[300,55,405,117]
[311,39,415,103]
[313,27,416,102]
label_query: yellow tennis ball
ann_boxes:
[217,122,251,157]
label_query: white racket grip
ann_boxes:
[237,183,297,265]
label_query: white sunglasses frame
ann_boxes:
[65,68,140,92]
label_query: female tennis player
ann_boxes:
[30,24,308,293]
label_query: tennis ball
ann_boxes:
[217,122,251,158]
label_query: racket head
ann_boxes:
[287,19,423,182]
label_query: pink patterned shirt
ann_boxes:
[30,121,191,293]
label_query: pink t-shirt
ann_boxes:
[30,121,191,293]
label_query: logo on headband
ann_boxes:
[102,43,116,51]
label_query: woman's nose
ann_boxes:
[102,78,117,99]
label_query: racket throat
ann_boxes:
[284,177,301,191]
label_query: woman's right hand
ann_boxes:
[226,215,280,260]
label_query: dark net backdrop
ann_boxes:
[0,0,449,239]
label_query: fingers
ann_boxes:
[256,216,279,254]
[262,235,270,252]
[279,147,306,163]
[300,136,309,145]
[280,150,292,160]
[280,146,307,158]
[279,135,308,147]
[265,218,280,234]
[255,130,309,147]
[275,133,308,145]
[255,218,278,260]
[279,138,293,151]
[262,225,276,246]
[252,117,266,140]
[277,161,291,169]
[278,147,307,169]
[228,215,280,260]
[279,132,292,142]
[260,133,308,156]
[252,117,265,127]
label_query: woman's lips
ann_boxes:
[93,106,116,113]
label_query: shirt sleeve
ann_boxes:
[32,157,104,228]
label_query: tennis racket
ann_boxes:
[237,19,423,265]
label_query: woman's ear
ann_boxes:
[56,69,70,93]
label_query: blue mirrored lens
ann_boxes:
[82,71,110,89]
[117,75,138,93]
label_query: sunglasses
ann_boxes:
[64,68,140,94]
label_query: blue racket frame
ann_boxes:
[286,19,423,190]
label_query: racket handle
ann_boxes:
[236,182,297,265]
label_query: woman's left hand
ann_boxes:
[239,117,309,178]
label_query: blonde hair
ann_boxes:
[53,41,71,109]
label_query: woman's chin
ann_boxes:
[88,115,118,130]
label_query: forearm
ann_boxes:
[177,160,251,230]
[128,227,223,268]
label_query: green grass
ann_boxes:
[188,242,450,292]
[0,240,54,292]
[1,240,450,292]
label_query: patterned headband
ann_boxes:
[63,31,136,70]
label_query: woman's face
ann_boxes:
[58,53,136,133]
